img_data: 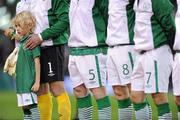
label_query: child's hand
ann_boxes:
[4,27,20,41]
[4,28,14,38]
[31,81,40,92]
[4,27,15,40]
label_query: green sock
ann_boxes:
[118,98,133,120]
[157,103,170,116]
[178,106,180,119]
[157,103,172,119]
[77,94,93,120]
[96,96,111,120]
[133,101,151,120]
[177,106,180,112]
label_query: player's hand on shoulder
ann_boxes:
[25,34,42,49]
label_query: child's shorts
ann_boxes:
[17,92,37,107]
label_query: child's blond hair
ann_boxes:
[12,11,36,35]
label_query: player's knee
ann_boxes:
[50,86,65,97]
[152,93,168,104]
[175,96,180,105]
[50,81,65,97]
[113,86,130,100]
[131,91,145,103]
[37,83,49,96]
[51,89,65,97]
[131,94,139,103]
[74,84,88,97]
[91,87,107,99]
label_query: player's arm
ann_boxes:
[95,0,109,26]
[25,0,69,49]
[40,0,69,40]
[152,0,176,47]
[129,0,135,5]
[31,57,40,92]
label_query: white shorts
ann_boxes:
[172,53,180,96]
[107,45,136,86]
[131,45,173,93]
[17,92,37,107]
[68,53,107,89]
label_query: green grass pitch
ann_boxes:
[0,91,178,120]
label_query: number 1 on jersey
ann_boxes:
[48,62,53,73]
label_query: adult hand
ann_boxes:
[25,34,43,49]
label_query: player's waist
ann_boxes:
[69,46,108,56]
[108,43,134,48]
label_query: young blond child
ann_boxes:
[12,11,40,120]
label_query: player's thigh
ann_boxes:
[68,55,84,89]
[90,86,107,99]
[172,53,180,96]
[40,45,65,83]
[76,54,107,89]
[73,84,88,98]
[151,93,168,104]
[175,96,180,105]
[49,81,65,97]
[131,91,145,103]
[143,45,173,93]
[131,54,144,92]
[113,85,131,99]
[68,55,92,97]
[37,83,49,96]
[107,45,135,86]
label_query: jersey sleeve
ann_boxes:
[16,1,30,14]
[40,0,69,40]
[129,0,135,5]
[16,2,22,14]
[95,0,109,26]
[152,0,176,48]
[32,46,40,58]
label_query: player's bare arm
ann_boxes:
[31,57,40,92]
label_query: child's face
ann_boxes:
[15,24,27,37]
